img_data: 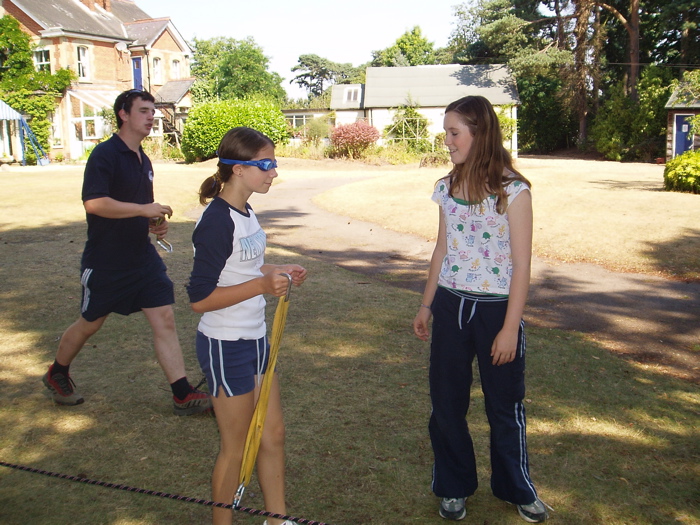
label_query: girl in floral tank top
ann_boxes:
[413,96,548,523]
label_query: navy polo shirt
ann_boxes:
[81,134,159,271]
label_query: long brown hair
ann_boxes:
[198,127,275,205]
[445,95,530,214]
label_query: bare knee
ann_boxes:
[260,420,286,453]
[69,316,106,339]
[160,307,176,330]
[144,305,176,333]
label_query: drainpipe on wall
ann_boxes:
[145,47,151,92]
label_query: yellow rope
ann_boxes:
[234,274,292,507]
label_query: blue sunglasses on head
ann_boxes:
[217,157,278,171]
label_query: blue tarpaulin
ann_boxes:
[0,99,23,121]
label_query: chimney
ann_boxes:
[78,0,111,11]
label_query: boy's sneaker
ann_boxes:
[173,388,212,416]
[517,498,549,523]
[42,366,84,405]
[262,521,295,525]
[439,497,467,520]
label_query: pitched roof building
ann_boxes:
[328,64,520,154]
[1,0,194,160]
[665,83,700,159]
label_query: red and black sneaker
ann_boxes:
[42,365,84,405]
[173,388,212,416]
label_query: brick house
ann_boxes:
[0,0,194,160]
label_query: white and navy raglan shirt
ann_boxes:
[187,197,267,341]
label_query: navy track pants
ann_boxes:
[428,286,538,505]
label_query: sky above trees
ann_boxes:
[131,0,456,98]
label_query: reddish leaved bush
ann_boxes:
[329,120,380,158]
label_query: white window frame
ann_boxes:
[149,118,163,137]
[286,114,315,128]
[172,59,181,80]
[153,57,163,84]
[81,104,101,139]
[34,49,51,72]
[50,107,63,148]
[77,46,90,81]
[345,88,359,103]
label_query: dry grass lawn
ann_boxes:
[312,156,699,281]
[0,158,698,525]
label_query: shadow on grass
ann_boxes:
[526,259,700,383]
[639,227,700,282]
[256,202,700,384]
[585,177,665,192]
[0,221,698,524]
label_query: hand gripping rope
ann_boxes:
[235,272,293,508]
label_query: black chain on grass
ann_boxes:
[0,461,334,525]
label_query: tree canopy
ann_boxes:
[190,36,286,103]
[291,54,361,98]
[371,26,444,66]
[0,15,73,93]
[447,0,698,157]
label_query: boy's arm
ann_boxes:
[84,197,172,220]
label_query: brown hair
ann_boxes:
[113,89,155,129]
[198,127,275,205]
[444,95,530,214]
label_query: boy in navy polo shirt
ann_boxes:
[43,89,211,416]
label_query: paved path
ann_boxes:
[248,164,700,383]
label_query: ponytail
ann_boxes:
[198,171,225,205]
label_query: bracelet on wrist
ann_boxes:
[420,303,432,311]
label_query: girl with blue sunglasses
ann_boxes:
[188,127,307,525]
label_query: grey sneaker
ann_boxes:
[42,366,84,405]
[517,498,549,523]
[439,497,466,520]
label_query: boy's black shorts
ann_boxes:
[79,255,174,322]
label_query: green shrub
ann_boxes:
[80,144,96,161]
[276,141,326,160]
[0,16,74,164]
[181,98,288,162]
[328,120,379,159]
[363,142,421,165]
[591,67,673,162]
[433,132,446,149]
[517,74,577,153]
[496,105,516,143]
[142,138,184,161]
[305,117,331,145]
[420,149,451,167]
[384,104,432,154]
[664,150,700,194]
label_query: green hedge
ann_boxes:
[664,150,700,194]
[181,98,288,163]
